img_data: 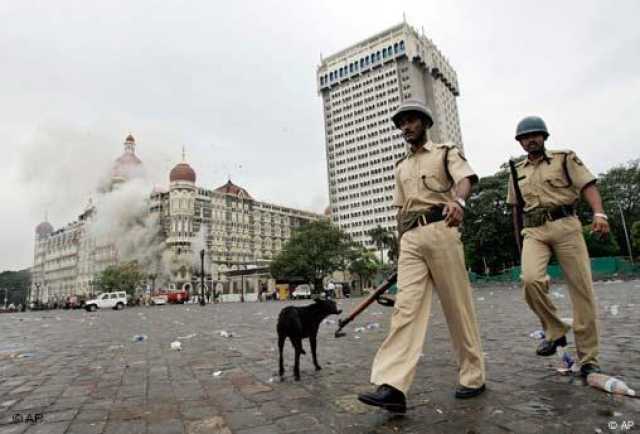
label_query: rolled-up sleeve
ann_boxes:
[392,165,405,207]
[447,148,478,185]
[567,152,596,191]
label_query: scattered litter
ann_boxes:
[587,373,636,397]
[366,322,380,330]
[177,333,197,340]
[354,336,361,340]
[489,292,494,296]
[132,335,147,342]
[370,311,383,316]
[477,297,485,301]
[107,345,123,351]
[556,347,575,375]
[170,341,182,351]
[436,408,443,414]
[613,411,623,417]
[268,377,275,383]
[219,331,233,338]
[321,319,336,325]
[17,353,34,358]
[213,371,223,377]
[595,429,603,433]
[551,291,564,299]
[529,330,545,339]
[604,279,623,285]
[610,305,619,316]
[354,327,365,333]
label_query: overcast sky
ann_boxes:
[2,0,639,271]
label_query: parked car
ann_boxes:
[84,291,127,311]
[167,289,190,304]
[291,284,313,300]
[151,294,168,305]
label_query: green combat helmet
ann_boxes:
[391,99,434,129]
[515,116,549,140]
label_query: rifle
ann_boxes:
[508,159,525,254]
[334,271,397,338]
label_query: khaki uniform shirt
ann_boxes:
[393,142,478,213]
[506,149,596,212]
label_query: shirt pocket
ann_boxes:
[518,177,536,202]
[421,173,452,193]
[400,171,416,197]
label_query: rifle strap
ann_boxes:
[509,160,525,209]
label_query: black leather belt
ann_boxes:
[408,207,445,231]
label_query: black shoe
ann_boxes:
[536,335,567,356]
[580,363,602,378]
[455,384,486,399]
[358,384,407,414]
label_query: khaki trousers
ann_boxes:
[370,222,485,394]
[521,216,599,365]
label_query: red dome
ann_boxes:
[214,180,252,199]
[170,163,196,183]
[35,221,53,237]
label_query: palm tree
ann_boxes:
[368,226,390,265]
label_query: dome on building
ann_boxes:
[35,221,53,238]
[170,162,196,183]
[214,179,252,199]
[112,134,144,181]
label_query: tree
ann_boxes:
[270,221,355,293]
[348,248,380,290]
[95,261,144,296]
[583,226,620,257]
[462,168,517,274]
[0,269,31,306]
[593,159,640,257]
[631,221,640,253]
[368,226,390,265]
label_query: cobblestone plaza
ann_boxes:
[1,281,639,433]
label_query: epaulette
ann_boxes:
[435,142,456,149]
[395,155,407,167]
[548,149,573,155]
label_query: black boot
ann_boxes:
[536,335,567,356]
[455,384,486,399]
[580,363,602,378]
[358,384,406,414]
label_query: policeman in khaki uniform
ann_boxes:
[507,116,609,377]
[358,99,486,414]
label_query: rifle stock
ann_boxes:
[508,159,524,255]
[334,271,397,338]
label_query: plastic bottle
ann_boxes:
[587,373,636,397]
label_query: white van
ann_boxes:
[85,291,127,311]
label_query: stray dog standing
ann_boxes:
[277,298,341,381]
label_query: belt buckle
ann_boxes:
[419,215,428,226]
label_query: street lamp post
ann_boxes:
[199,249,206,306]
[617,201,634,264]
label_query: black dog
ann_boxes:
[277,298,341,381]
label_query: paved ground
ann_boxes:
[1,280,639,434]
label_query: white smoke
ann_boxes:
[86,178,170,286]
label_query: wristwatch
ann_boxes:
[455,198,466,209]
